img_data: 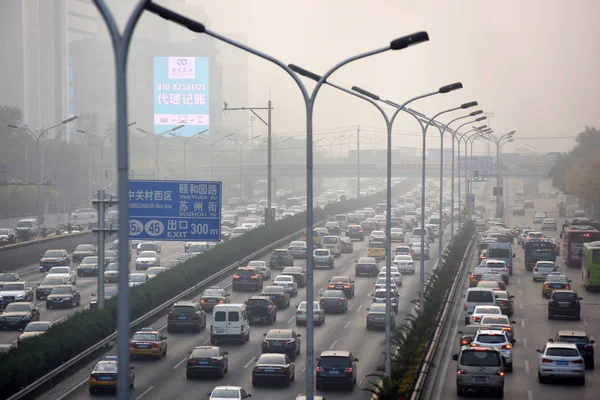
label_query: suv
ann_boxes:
[553,330,595,369]
[167,301,207,332]
[471,329,514,371]
[345,224,364,241]
[548,290,582,320]
[313,249,334,268]
[39,249,70,273]
[245,296,277,324]
[0,282,34,307]
[452,346,505,397]
[268,249,294,269]
[315,350,358,390]
[281,267,307,287]
[232,268,263,292]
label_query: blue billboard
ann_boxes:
[153,56,210,137]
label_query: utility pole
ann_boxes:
[356,126,361,198]
[92,190,117,310]
[484,112,494,156]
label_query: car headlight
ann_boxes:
[16,294,25,299]
[21,314,31,320]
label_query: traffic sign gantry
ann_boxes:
[128,180,222,241]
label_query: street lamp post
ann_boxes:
[229,136,260,199]
[455,125,487,224]
[199,133,235,180]
[136,125,184,179]
[169,129,208,179]
[8,116,78,231]
[267,137,292,199]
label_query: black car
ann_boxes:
[89,287,118,310]
[345,225,365,241]
[281,267,307,287]
[77,256,100,277]
[548,290,582,320]
[46,285,81,309]
[366,303,396,330]
[246,296,277,324]
[186,346,228,379]
[319,290,348,313]
[355,259,379,277]
[39,249,70,273]
[71,244,97,263]
[167,301,207,332]
[232,267,263,292]
[252,353,295,387]
[261,286,290,309]
[315,350,358,390]
[35,276,67,300]
[261,329,301,359]
[221,226,232,241]
[268,249,294,269]
[103,250,118,264]
[327,276,355,298]
[553,330,595,369]
[0,272,21,290]
[0,302,40,329]
[325,221,341,235]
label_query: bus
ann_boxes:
[562,217,600,231]
[561,225,600,268]
[581,241,600,290]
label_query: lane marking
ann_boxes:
[301,367,306,373]
[523,338,527,348]
[287,316,296,324]
[524,359,530,373]
[341,266,346,272]
[244,357,256,368]
[528,389,533,400]
[318,287,325,294]
[36,302,45,307]
[344,320,351,329]
[517,278,521,285]
[521,319,526,328]
[53,316,66,324]
[202,338,211,344]
[55,378,90,400]
[136,385,154,400]
[520,302,524,310]
[518,290,523,296]
[173,357,188,369]
[583,317,589,326]
[329,339,338,349]
[158,323,168,331]
[356,304,363,313]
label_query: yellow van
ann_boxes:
[368,242,386,260]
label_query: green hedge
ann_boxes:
[0,179,416,397]
[365,221,476,400]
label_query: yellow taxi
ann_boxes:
[199,286,230,311]
[542,273,571,298]
[302,229,322,246]
[340,236,354,253]
[88,356,134,394]
[367,242,386,260]
[104,263,119,283]
[129,327,168,359]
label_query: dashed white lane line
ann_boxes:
[329,340,338,349]
[524,360,530,373]
[583,317,589,326]
[356,304,363,313]
[318,287,325,294]
[341,266,347,272]
[359,375,365,387]
[344,320,352,329]
[202,337,211,344]
[518,290,523,297]
[244,357,256,368]
[528,389,533,400]
[521,319,526,328]
[287,316,296,324]
[136,385,154,399]
[53,316,66,324]
[517,278,521,285]
[301,367,306,373]
[523,338,528,348]
[173,357,188,369]
[36,301,45,307]
[520,302,524,310]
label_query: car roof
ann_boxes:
[557,330,588,337]
[267,329,293,335]
[319,350,351,357]
[546,342,579,349]
[249,295,271,300]
[173,301,196,306]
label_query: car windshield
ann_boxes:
[40,278,63,286]
[44,251,63,258]
[480,316,509,325]
[248,261,265,267]
[314,250,330,256]
[106,263,118,271]
[51,287,72,294]
[476,334,507,344]
[25,323,50,332]
[129,275,146,282]
[2,283,25,290]
[460,350,502,366]
[192,348,218,358]
[203,289,224,297]
[487,249,510,258]
[76,245,94,251]
[319,356,350,368]
[374,291,394,299]
[147,268,164,274]
[5,303,30,312]
[138,252,156,258]
[232,228,247,233]
[165,261,181,267]
[546,347,580,357]
[82,257,98,264]
[298,302,319,310]
[95,362,117,372]
[48,267,70,274]
[537,262,554,268]
[290,241,306,247]
[138,244,155,251]
[370,242,384,249]
[557,335,588,343]
[275,276,293,282]
[554,292,577,301]
[0,274,17,282]
[322,290,344,298]
[322,237,338,244]
[17,221,33,228]
[467,290,495,302]
[547,275,568,282]
[262,287,283,294]
[481,274,502,281]
[273,250,288,256]
[189,245,206,252]
[266,331,292,339]
[132,332,158,341]
[330,276,350,283]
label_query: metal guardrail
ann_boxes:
[6,222,324,400]
[409,230,478,399]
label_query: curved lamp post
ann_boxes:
[136,125,184,179]
[168,129,208,179]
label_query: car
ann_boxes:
[17,321,53,344]
[136,241,161,255]
[295,301,325,326]
[0,273,21,291]
[456,325,501,347]
[493,290,515,316]
[548,290,582,320]
[252,353,296,387]
[135,251,160,270]
[366,303,396,330]
[452,345,505,396]
[369,230,386,244]
[103,263,120,283]
[208,386,251,400]
[327,276,356,298]
[542,274,571,298]
[167,301,207,332]
[0,302,40,329]
[77,256,100,277]
[287,241,308,259]
[261,285,290,309]
[88,356,135,394]
[39,249,70,273]
[374,277,398,295]
[164,260,182,270]
[541,218,557,231]
[45,284,81,308]
[186,346,228,379]
[410,243,430,259]
[199,287,231,311]
[72,244,97,263]
[261,329,301,359]
[268,249,294,269]
[533,212,548,224]
[281,266,307,287]
[392,254,414,274]
[319,289,348,313]
[479,258,510,283]
[378,267,403,287]
[0,281,34,306]
[0,228,16,244]
[313,248,335,268]
[480,273,506,290]
[340,236,354,253]
[478,315,516,342]
[512,206,525,216]
[476,280,503,291]
[246,296,278,325]
[390,227,405,242]
[46,266,77,285]
[90,287,118,309]
[354,256,379,277]
[533,261,558,281]
[221,226,232,241]
[553,330,595,369]
[178,252,196,262]
[470,305,503,324]
[345,224,364,241]
[273,275,298,296]
[371,288,399,312]
[471,329,515,371]
[145,266,166,279]
[537,342,585,384]
[103,250,118,265]
[367,241,386,260]
[325,221,342,235]
[315,350,358,390]
[394,245,411,256]
[128,327,167,359]
[232,267,263,292]
[128,273,148,287]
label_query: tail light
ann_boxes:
[457,369,468,375]
[263,340,269,345]
[470,275,475,279]
[464,303,467,310]
[461,339,469,345]
[328,285,334,289]
[544,284,550,289]
[503,268,508,271]
[251,275,259,279]
[344,285,351,289]
[541,358,553,363]
[338,299,344,303]
[316,367,324,372]
[344,367,353,373]
[190,313,200,319]
[212,358,221,364]
[585,345,593,350]
[253,367,260,372]
[200,299,205,303]
[233,275,240,279]
[572,359,583,364]
[151,343,158,348]
[168,312,173,319]
[320,298,325,303]
[502,327,512,331]
[565,285,570,289]
[495,371,505,376]
[90,374,98,380]
[286,340,295,345]
[219,299,225,303]
[501,344,512,350]
[188,359,196,365]
[296,310,303,315]
[534,268,538,272]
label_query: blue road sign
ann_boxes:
[128,180,221,241]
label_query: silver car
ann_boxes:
[472,329,515,371]
[46,266,77,285]
[288,241,308,259]
[296,301,325,326]
[453,346,505,396]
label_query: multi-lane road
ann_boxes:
[428,179,600,400]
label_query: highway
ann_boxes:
[51,228,451,400]
[429,179,600,400]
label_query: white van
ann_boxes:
[462,288,497,324]
[334,214,348,229]
[210,304,250,344]
[16,218,39,235]
[321,235,342,257]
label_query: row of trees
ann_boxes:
[549,127,600,213]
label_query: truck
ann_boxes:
[524,240,557,271]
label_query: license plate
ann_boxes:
[264,368,275,372]
[329,370,340,375]
[98,376,114,381]
[215,329,225,334]
[557,361,569,365]
[559,303,570,307]
[178,316,188,320]
[208,299,217,303]
[137,344,149,349]
[199,361,209,365]
[271,343,282,346]
[252,317,261,321]
[472,376,488,383]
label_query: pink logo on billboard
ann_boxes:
[168,57,196,79]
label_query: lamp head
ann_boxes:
[476,125,487,130]
[439,82,463,94]
[469,110,483,117]
[390,31,429,50]
[461,101,478,109]
[351,86,380,101]
[288,64,322,82]
[475,116,487,122]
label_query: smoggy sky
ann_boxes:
[138,0,600,154]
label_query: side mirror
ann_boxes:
[354,358,359,361]
[223,351,229,355]
[130,366,135,370]
[559,233,563,238]
[461,294,466,298]
[19,329,24,333]
[579,297,583,300]
[513,254,516,258]
[366,308,370,311]
[37,283,41,286]
[162,336,167,340]
[511,321,516,324]
[568,280,572,283]
[510,295,515,298]
[591,340,596,345]
[207,394,212,397]
[511,339,516,344]
[263,333,267,336]
[247,395,252,398]
[315,357,320,361]
[536,349,541,353]
[548,338,554,343]
[226,293,231,297]
[452,354,458,361]
[457,331,464,335]
[297,334,301,337]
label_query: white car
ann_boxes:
[247,260,271,279]
[46,266,77,285]
[479,259,509,284]
[246,204,257,214]
[533,261,558,281]
[272,275,298,296]
[241,222,257,230]
[472,329,514,371]
[135,251,160,270]
[393,255,415,274]
[541,218,557,231]
[370,231,386,243]
[128,273,148,287]
[470,305,503,324]
[425,223,440,238]
[390,227,405,242]
[146,266,166,279]
[296,301,325,326]
[69,208,97,223]
[230,227,248,239]
[537,342,585,384]
[410,243,430,259]
[378,267,403,287]
[209,386,251,400]
[374,277,398,295]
